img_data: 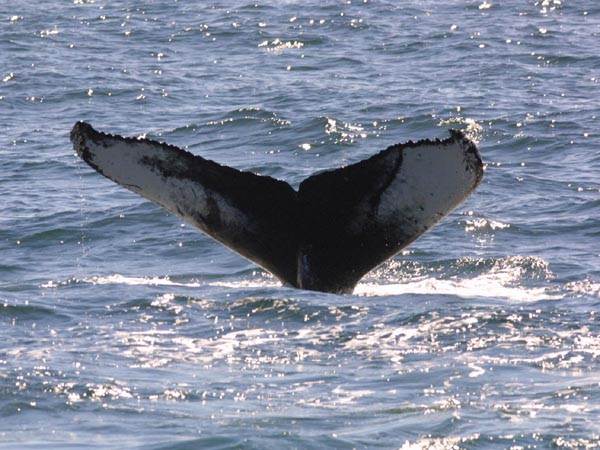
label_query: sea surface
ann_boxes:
[1,0,600,448]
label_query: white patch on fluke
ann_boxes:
[379,140,478,236]
[84,137,251,238]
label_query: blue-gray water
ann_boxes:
[2,1,600,448]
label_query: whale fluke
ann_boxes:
[71,121,483,294]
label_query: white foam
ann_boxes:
[209,279,280,289]
[83,274,202,287]
[355,275,558,302]
[356,255,560,302]
[61,254,594,304]
[400,435,477,450]
[76,269,559,303]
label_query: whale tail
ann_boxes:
[71,121,483,294]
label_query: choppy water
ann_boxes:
[2,0,600,448]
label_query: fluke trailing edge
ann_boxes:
[71,121,483,294]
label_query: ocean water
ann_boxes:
[1,0,600,448]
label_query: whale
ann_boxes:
[71,121,483,294]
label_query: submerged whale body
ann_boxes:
[71,121,483,294]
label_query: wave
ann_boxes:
[78,274,203,288]
[52,254,599,303]
[354,276,556,302]
[357,255,559,302]
[164,107,292,136]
